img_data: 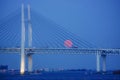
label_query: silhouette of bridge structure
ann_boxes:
[0,4,120,74]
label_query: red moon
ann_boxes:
[64,40,73,48]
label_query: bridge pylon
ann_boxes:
[20,3,33,74]
[20,3,26,74]
[27,4,33,73]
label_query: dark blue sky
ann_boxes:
[0,0,120,70]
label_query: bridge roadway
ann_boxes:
[0,48,120,55]
[0,48,120,74]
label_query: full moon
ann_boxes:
[64,40,73,48]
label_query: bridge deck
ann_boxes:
[0,48,120,55]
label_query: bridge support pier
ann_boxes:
[101,54,106,72]
[96,52,100,72]
[20,52,25,74]
[28,55,32,72]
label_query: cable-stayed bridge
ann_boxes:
[0,4,120,74]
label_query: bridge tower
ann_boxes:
[20,3,33,74]
[20,4,26,74]
[27,4,33,73]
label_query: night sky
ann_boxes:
[0,0,120,70]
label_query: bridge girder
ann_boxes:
[0,48,120,55]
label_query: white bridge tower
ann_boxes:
[27,4,33,73]
[20,4,26,74]
[20,4,33,74]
